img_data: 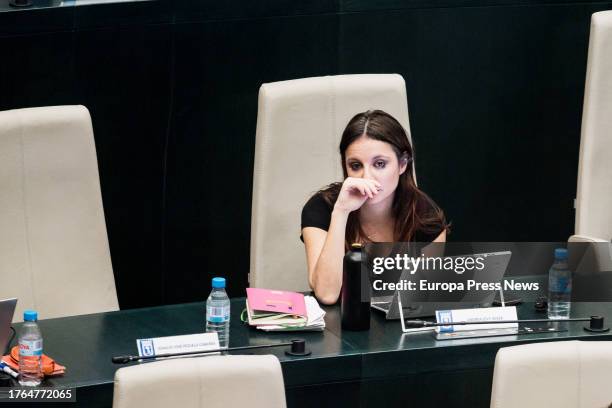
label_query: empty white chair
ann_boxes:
[250,74,414,292]
[490,340,612,408]
[0,105,118,320]
[572,11,612,243]
[112,355,287,408]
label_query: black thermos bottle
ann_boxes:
[341,243,371,330]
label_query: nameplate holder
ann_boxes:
[137,333,220,357]
[435,306,518,333]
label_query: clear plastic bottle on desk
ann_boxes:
[18,310,43,386]
[548,248,572,319]
[206,277,230,348]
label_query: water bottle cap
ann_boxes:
[212,277,226,288]
[351,243,363,250]
[555,248,568,260]
[23,310,37,322]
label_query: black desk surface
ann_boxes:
[11,300,612,408]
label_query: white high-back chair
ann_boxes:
[112,355,287,408]
[0,105,118,320]
[490,340,612,408]
[572,11,612,244]
[250,74,414,292]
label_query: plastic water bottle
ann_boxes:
[18,310,43,386]
[206,277,230,348]
[548,248,571,319]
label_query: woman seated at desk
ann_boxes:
[301,110,449,304]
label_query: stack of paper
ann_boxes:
[256,296,326,331]
[245,288,326,331]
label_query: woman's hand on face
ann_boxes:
[334,177,383,213]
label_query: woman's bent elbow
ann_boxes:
[314,287,340,305]
[310,267,341,304]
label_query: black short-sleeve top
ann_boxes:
[300,192,445,243]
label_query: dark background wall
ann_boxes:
[1,0,610,309]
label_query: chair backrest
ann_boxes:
[250,74,413,292]
[574,11,612,241]
[112,355,287,408]
[0,105,118,320]
[490,340,612,408]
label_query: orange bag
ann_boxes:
[2,346,65,376]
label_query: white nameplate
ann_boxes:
[435,306,518,333]
[137,333,220,357]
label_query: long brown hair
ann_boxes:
[318,109,448,245]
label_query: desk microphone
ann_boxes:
[404,315,609,333]
[112,339,311,364]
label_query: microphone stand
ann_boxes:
[402,315,609,332]
[112,339,311,364]
[397,297,609,333]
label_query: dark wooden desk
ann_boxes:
[8,300,612,408]
[325,302,612,407]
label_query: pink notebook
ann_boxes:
[246,288,307,317]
